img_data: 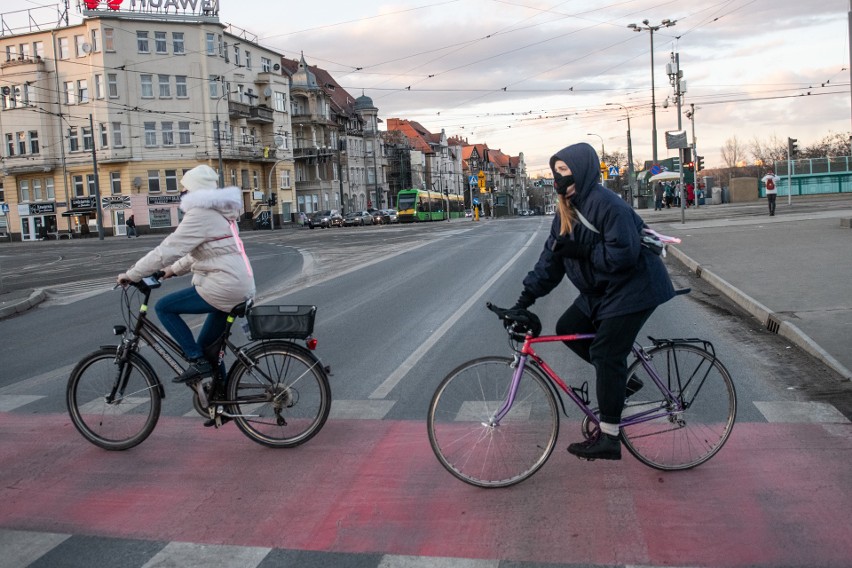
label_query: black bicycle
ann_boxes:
[66,273,331,450]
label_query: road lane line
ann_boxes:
[369,230,540,399]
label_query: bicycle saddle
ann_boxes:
[486,302,542,339]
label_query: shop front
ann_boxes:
[19,202,59,240]
[60,196,98,237]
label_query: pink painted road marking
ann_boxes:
[1,413,851,567]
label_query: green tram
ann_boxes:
[397,189,465,222]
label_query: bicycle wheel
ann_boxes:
[620,344,737,470]
[427,356,559,488]
[66,347,162,451]
[227,341,330,448]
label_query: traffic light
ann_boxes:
[268,192,277,206]
[788,137,798,158]
[685,161,694,170]
[683,148,692,164]
[696,155,704,171]
[600,161,608,180]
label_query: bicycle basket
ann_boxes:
[246,304,316,340]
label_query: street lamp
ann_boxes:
[586,133,605,160]
[627,18,677,163]
[606,102,634,207]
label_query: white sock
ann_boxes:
[600,422,619,437]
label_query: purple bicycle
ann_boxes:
[427,298,737,488]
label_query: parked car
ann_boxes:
[369,209,390,225]
[465,209,473,218]
[308,210,343,229]
[383,209,399,224]
[342,210,373,227]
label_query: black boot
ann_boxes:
[568,432,621,460]
[173,358,213,383]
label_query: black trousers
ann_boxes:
[555,303,655,424]
[767,193,776,215]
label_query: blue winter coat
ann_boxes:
[522,143,675,321]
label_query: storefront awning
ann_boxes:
[61,209,96,217]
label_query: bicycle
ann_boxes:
[66,273,331,451]
[427,297,737,488]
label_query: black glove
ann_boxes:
[512,289,536,310]
[551,236,591,259]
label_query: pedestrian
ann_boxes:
[686,183,695,208]
[116,164,255,389]
[653,183,664,211]
[510,142,676,461]
[125,214,137,238]
[761,170,780,216]
[664,183,674,208]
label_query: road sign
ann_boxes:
[650,164,662,175]
[608,166,619,178]
[473,197,480,205]
[0,203,8,214]
[468,175,477,186]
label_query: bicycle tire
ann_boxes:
[427,356,559,488]
[66,347,162,451]
[227,341,330,448]
[620,343,737,470]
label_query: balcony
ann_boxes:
[248,105,274,124]
[228,100,250,119]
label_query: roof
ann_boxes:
[386,118,434,154]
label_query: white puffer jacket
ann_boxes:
[125,187,255,312]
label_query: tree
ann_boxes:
[801,131,850,159]
[750,134,787,169]
[720,136,745,169]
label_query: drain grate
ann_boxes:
[766,314,781,334]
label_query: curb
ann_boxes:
[0,289,46,321]
[667,246,852,382]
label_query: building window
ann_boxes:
[46,178,55,199]
[178,121,191,145]
[137,31,149,53]
[165,169,178,192]
[110,172,121,195]
[29,131,39,154]
[63,81,75,104]
[173,32,185,54]
[33,41,44,59]
[274,92,286,112]
[82,126,93,151]
[209,75,219,98]
[77,79,89,104]
[155,31,167,54]
[99,123,108,147]
[261,57,271,72]
[94,74,104,99]
[241,169,250,189]
[245,51,251,69]
[16,132,26,155]
[140,75,153,98]
[144,122,157,147]
[5,133,14,156]
[19,180,30,202]
[175,75,187,98]
[111,122,123,146]
[58,37,69,59]
[74,35,87,57]
[104,28,114,51]
[230,169,237,186]
[32,179,42,201]
[161,122,174,146]
[149,208,171,228]
[72,175,84,197]
[91,29,100,52]
[68,127,79,152]
[206,33,215,55]
[148,170,161,193]
[158,75,170,98]
[279,170,291,188]
[107,73,118,98]
[86,174,96,196]
[233,45,241,66]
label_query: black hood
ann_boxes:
[549,142,601,205]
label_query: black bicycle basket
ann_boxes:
[246,304,317,340]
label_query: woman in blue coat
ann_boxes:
[513,142,675,460]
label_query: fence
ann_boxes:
[766,156,852,197]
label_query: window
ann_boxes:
[245,51,251,69]
[111,122,123,146]
[32,179,42,201]
[33,41,44,59]
[173,32,185,54]
[58,37,69,59]
[104,28,114,51]
[82,126,93,151]
[107,73,118,98]
[164,169,178,192]
[99,123,108,147]
[94,74,104,99]
[279,169,291,189]
[274,92,286,112]
[158,74,170,98]
[77,79,89,104]
[261,57,271,72]
[175,75,187,98]
[17,132,26,155]
[5,45,16,61]
[63,81,75,104]
[29,131,39,154]
[178,121,191,145]
[46,178,55,199]
[90,29,100,52]
[148,170,161,193]
[206,33,216,55]
[253,171,259,189]
[5,133,14,156]
[74,35,87,57]
[0,181,4,202]
[230,169,237,186]
[149,208,172,228]
[140,75,153,98]
[68,127,79,152]
[19,180,30,202]
[110,172,121,195]
[209,75,219,98]
[161,122,174,146]
[87,174,96,196]
[72,175,84,197]
[137,31,149,53]
[155,31,167,54]
[241,169,250,189]
[144,122,157,146]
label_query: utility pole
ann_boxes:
[606,102,634,207]
[88,114,104,240]
[667,52,686,224]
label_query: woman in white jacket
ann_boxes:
[117,165,255,383]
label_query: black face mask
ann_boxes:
[553,173,575,196]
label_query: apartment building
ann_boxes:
[0,2,293,241]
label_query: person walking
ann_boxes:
[653,183,664,211]
[510,142,676,461]
[761,170,780,216]
[116,165,255,386]
[125,214,137,238]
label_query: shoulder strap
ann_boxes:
[574,210,600,234]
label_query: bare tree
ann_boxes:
[750,134,787,169]
[720,136,745,169]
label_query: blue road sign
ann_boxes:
[608,166,619,178]
[468,176,478,186]
[0,203,8,214]
[650,164,661,175]
[473,197,480,205]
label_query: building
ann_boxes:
[385,118,462,201]
[0,2,294,240]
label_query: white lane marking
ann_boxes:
[754,401,850,423]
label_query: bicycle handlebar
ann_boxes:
[486,302,543,339]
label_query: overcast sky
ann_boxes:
[217,0,846,175]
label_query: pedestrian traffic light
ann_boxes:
[696,155,704,171]
[268,192,277,206]
[788,137,798,158]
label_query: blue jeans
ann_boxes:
[155,286,227,363]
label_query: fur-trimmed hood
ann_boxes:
[179,186,242,219]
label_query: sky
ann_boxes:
[55,0,852,175]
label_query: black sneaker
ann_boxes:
[567,432,621,460]
[204,415,232,428]
[173,358,213,383]
[625,374,644,398]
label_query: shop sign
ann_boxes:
[148,195,181,205]
[28,202,56,215]
[71,196,97,209]
[81,0,219,16]
[102,196,131,209]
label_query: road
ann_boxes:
[1,218,851,567]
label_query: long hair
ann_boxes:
[556,193,575,236]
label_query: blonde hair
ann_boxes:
[556,193,575,236]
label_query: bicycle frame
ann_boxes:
[491,333,687,429]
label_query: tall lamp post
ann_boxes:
[586,132,605,160]
[627,18,677,163]
[606,102,634,207]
